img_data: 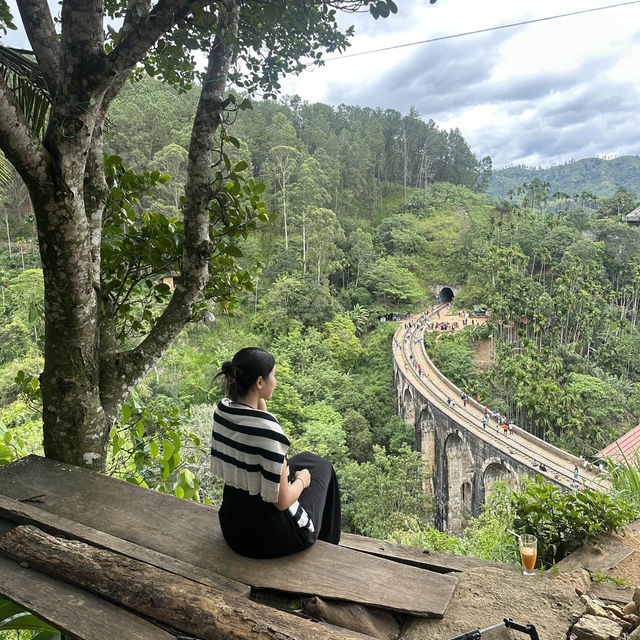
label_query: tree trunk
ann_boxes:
[282,171,288,250]
[0,0,242,471]
[302,207,307,273]
[0,525,354,640]
[4,212,11,258]
[402,126,408,201]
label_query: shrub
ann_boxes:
[511,476,635,566]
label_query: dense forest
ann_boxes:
[2,78,640,548]
[489,155,640,201]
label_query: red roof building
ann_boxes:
[596,424,640,467]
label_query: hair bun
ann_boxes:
[220,360,235,374]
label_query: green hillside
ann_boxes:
[489,155,640,200]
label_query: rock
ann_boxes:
[625,613,640,628]
[623,602,638,616]
[571,614,624,640]
[581,596,610,618]
[633,587,640,608]
[603,604,626,618]
[629,624,640,638]
[605,613,631,632]
[556,569,592,595]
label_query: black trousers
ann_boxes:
[288,451,341,545]
[219,451,341,558]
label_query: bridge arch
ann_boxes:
[417,403,437,493]
[444,431,474,532]
[482,458,518,499]
[402,387,415,426]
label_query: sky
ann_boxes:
[279,0,640,169]
[3,0,640,169]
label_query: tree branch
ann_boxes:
[116,0,240,392]
[120,0,151,43]
[107,0,216,79]
[61,0,105,62]
[15,0,60,94]
[0,73,51,196]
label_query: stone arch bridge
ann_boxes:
[394,308,608,534]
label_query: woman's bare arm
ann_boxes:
[274,461,310,511]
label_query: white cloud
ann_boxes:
[280,0,640,168]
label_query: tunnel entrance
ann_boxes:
[439,287,454,303]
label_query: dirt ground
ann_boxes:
[426,309,487,332]
[604,521,640,587]
[401,566,582,640]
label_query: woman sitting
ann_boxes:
[212,347,341,558]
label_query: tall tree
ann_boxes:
[269,144,300,251]
[0,0,397,470]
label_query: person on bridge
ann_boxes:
[212,347,341,559]
[503,422,508,436]
[481,416,488,429]
[573,465,579,481]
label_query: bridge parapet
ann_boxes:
[417,342,584,473]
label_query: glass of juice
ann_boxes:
[519,534,537,575]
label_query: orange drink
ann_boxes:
[519,534,537,575]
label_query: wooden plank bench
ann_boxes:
[0,455,457,620]
[0,554,178,640]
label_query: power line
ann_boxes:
[322,1,640,62]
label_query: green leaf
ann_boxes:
[234,160,248,172]
[149,441,159,458]
[121,404,131,423]
[31,631,62,640]
[0,598,24,621]
[224,245,243,257]
[0,613,59,632]
[162,439,175,461]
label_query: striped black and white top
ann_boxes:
[211,398,314,532]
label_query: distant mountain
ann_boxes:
[488,155,640,200]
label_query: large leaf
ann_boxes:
[0,611,59,632]
[0,45,51,139]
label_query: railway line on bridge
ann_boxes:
[394,305,609,495]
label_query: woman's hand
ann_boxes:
[295,468,311,489]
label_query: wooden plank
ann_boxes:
[556,535,635,574]
[0,555,177,640]
[301,597,401,640]
[0,525,359,640]
[340,532,514,573]
[589,581,635,605]
[0,455,457,617]
[0,494,250,597]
